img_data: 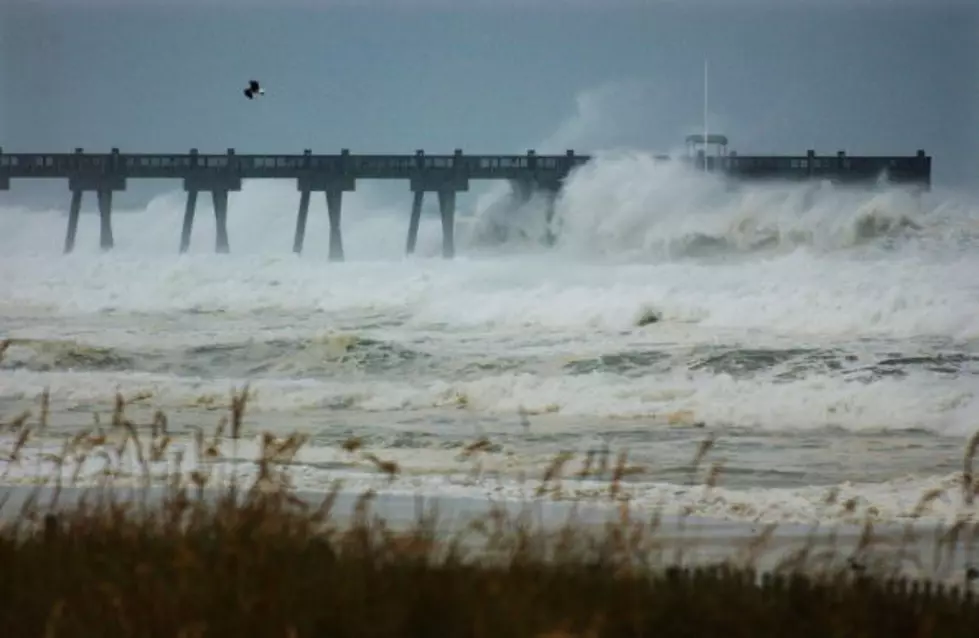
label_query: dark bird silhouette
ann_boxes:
[243,80,265,100]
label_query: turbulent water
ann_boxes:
[1,153,978,526]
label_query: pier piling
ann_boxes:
[97,189,114,251]
[326,189,344,262]
[539,183,560,246]
[64,190,83,254]
[406,190,424,255]
[180,190,198,254]
[293,189,311,254]
[212,190,230,254]
[438,190,456,260]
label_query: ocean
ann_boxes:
[1,151,977,528]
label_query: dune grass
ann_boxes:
[1,379,979,636]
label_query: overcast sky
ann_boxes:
[1,0,976,205]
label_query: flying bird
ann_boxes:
[243,80,265,100]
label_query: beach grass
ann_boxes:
[1,380,979,636]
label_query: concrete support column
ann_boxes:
[97,189,114,251]
[212,190,230,254]
[64,190,83,254]
[540,187,559,246]
[438,190,456,260]
[405,190,424,255]
[180,190,198,254]
[326,189,344,262]
[293,189,311,254]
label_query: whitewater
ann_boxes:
[2,152,979,527]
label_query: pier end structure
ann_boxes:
[684,134,932,186]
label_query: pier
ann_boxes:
[0,140,931,257]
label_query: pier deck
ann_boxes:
[0,145,932,257]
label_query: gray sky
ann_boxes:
[1,0,976,207]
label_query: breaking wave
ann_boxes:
[466,151,979,260]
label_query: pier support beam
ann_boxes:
[326,189,344,262]
[403,187,460,259]
[405,190,424,255]
[293,189,311,254]
[538,182,561,247]
[182,162,242,254]
[97,189,114,251]
[64,190,83,254]
[294,172,355,259]
[212,190,230,254]
[180,190,198,254]
[438,190,456,259]
[407,150,469,259]
[177,188,236,254]
[62,173,126,254]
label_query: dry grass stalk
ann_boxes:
[362,452,400,481]
[38,388,49,430]
[230,384,250,440]
[459,437,493,460]
[737,522,779,566]
[536,451,575,497]
[121,418,149,478]
[688,433,716,485]
[6,424,32,465]
[608,451,645,500]
[964,430,979,506]
[150,435,171,464]
[912,489,945,520]
[596,442,610,478]
[576,449,595,479]
[341,436,364,454]
[151,409,168,438]
[213,414,227,442]
[111,391,126,428]
[702,461,724,500]
[269,432,309,464]
[7,410,31,432]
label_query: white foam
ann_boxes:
[551,152,979,257]
[0,366,974,436]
